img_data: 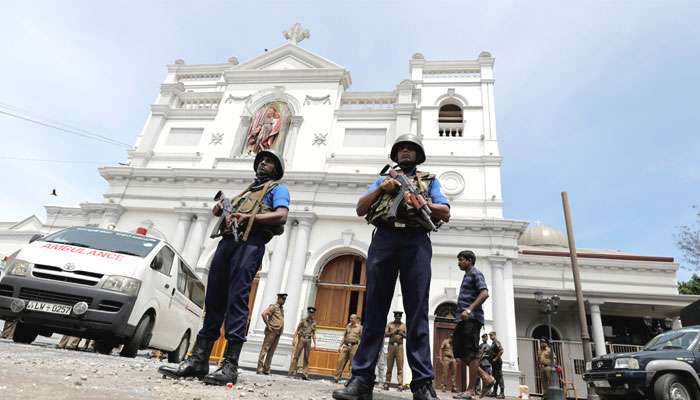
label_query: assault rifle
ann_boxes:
[380,164,437,231]
[209,190,239,241]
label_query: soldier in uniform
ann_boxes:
[476,333,492,395]
[438,334,457,392]
[335,314,363,382]
[383,311,407,391]
[488,331,505,399]
[257,293,287,374]
[159,150,290,386]
[333,134,450,400]
[537,340,556,390]
[289,306,317,380]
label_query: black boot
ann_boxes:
[332,376,374,400]
[412,381,439,400]
[202,340,243,386]
[158,336,214,379]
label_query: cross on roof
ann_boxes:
[283,23,310,45]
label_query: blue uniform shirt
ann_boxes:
[263,183,290,210]
[366,175,450,206]
[456,267,488,325]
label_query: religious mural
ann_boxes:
[245,101,291,154]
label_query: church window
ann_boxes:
[438,104,463,137]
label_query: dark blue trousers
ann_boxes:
[351,227,434,388]
[198,235,266,343]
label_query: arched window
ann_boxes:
[531,324,561,341]
[434,302,458,322]
[438,104,463,137]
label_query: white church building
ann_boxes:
[1,24,696,397]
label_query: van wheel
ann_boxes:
[12,322,38,344]
[119,314,154,358]
[94,340,115,355]
[654,372,695,400]
[168,332,190,363]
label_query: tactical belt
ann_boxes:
[389,341,403,346]
[344,341,359,346]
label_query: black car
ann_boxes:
[584,326,700,400]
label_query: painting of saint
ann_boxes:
[245,102,291,154]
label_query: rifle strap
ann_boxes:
[242,180,275,241]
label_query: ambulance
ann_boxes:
[0,226,205,362]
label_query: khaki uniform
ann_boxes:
[538,346,555,389]
[57,335,82,349]
[385,321,406,385]
[440,338,457,391]
[335,322,363,379]
[257,303,284,373]
[289,317,316,376]
[1,320,16,339]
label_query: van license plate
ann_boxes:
[593,380,610,388]
[26,301,72,315]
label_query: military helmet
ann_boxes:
[254,149,285,180]
[389,133,426,165]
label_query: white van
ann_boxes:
[0,226,205,362]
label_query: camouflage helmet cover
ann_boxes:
[389,133,426,165]
[253,149,285,180]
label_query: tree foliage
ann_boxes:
[676,206,700,271]
[678,274,700,295]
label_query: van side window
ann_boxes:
[153,247,175,276]
[176,259,188,294]
[188,279,205,308]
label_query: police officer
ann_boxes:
[476,333,492,395]
[159,150,290,386]
[289,306,317,380]
[335,314,363,382]
[438,334,457,392]
[333,134,450,400]
[384,311,406,391]
[488,331,505,399]
[257,293,287,374]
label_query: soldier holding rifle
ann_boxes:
[333,134,450,400]
[159,150,289,386]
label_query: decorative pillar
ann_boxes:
[491,257,520,397]
[283,116,304,167]
[589,302,607,356]
[255,224,291,331]
[182,209,210,267]
[672,316,683,330]
[99,204,125,229]
[229,116,252,156]
[172,209,193,253]
[490,259,508,345]
[283,213,316,335]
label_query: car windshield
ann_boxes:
[643,329,699,351]
[42,227,160,258]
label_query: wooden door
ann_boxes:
[433,321,467,392]
[308,254,366,377]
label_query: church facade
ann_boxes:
[1,24,696,397]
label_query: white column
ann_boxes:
[672,316,683,330]
[491,259,508,343]
[283,214,316,335]
[589,302,606,356]
[182,210,209,267]
[172,210,193,253]
[99,204,124,229]
[255,225,291,331]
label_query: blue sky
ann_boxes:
[1,1,698,279]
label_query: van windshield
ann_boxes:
[42,227,160,258]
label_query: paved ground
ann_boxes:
[0,337,429,400]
